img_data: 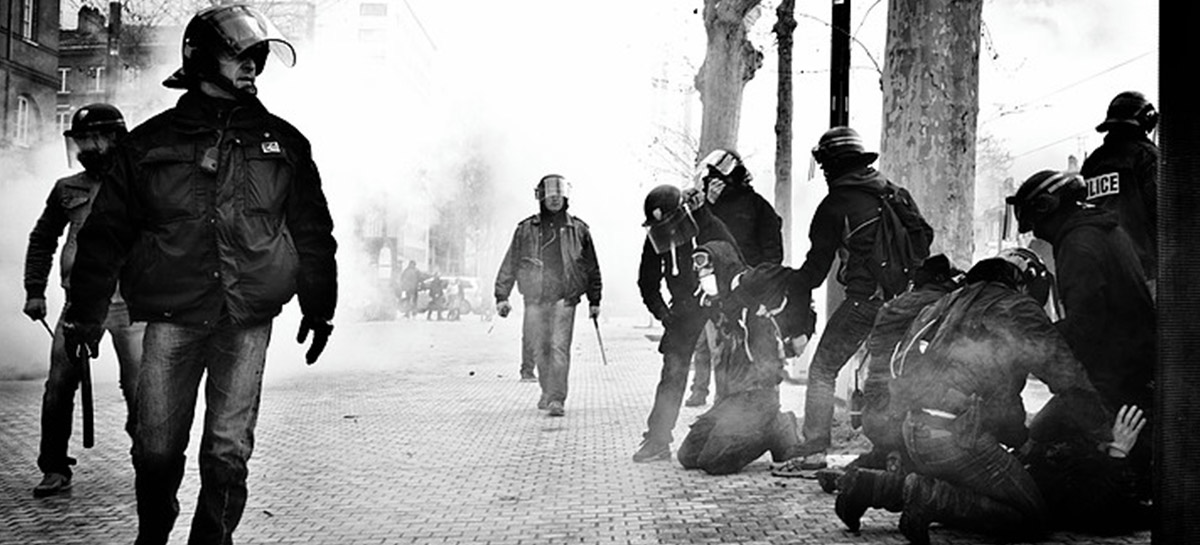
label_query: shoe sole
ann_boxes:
[32,484,71,498]
[632,451,671,463]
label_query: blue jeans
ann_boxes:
[38,300,144,476]
[132,321,272,545]
[798,297,882,453]
[525,300,577,404]
[520,310,537,379]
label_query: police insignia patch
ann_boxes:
[1085,172,1120,200]
[262,141,282,154]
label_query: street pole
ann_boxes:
[825,0,851,324]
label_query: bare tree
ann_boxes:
[878,0,983,268]
[695,0,764,156]
[772,0,796,262]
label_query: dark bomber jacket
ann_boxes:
[65,91,338,327]
[494,210,602,307]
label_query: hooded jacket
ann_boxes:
[710,183,783,267]
[1080,128,1158,279]
[66,91,338,327]
[793,166,892,299]
[1052,207,1155,411]
[638,206,737,354]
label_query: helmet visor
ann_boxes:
[693,149,738,187]
[536,176,570,200]
[204,5,296,67]
[646,207,699,255]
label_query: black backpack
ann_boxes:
[867,182,934,299]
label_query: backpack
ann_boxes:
[868,182,934,299]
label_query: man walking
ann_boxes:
[63,6,337,544]
[494,174,602,417]
[24,103,145,498]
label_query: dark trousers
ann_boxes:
[902,411,1048,535]
[677,389,795,475]
[38,301,144,476]
[133,322,271,545]
[799,297,882,452]
[525,300,578,404]
[643,311,706,444]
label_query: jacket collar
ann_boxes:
[828,166,888,191]
[1053,207,1119,246]
[172,90,270,130]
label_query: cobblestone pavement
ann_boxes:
[0,314,1151,544]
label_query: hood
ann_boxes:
[828,166,888,192]
[696,240,746,294]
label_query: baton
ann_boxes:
[592,316,608,366]
[38,317,54,338]
[80,354,94,448]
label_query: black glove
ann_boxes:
[63,322,103,365]
[296,316,334,365]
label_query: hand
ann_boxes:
[589,305,600,320]
[63,322,103,364]
[23,297,47,321]
[296,316,333,365]
[789,335,810,358]
[496,300,512,318]
[682,187,705,211]
[705,178,726,204]
[1108,404,1146,458]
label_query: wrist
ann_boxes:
[1106,443,1129,458]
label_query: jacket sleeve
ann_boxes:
[756,194,785,265]
[24,185,69,300]
[793,199,839,290]
[581,225,602,306]
[65,152,140,325]
[494,225,521,302]
[637,238,668,319]
[285,140,338,321]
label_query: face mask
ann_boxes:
[77,150,110,173]
[699,273,719,296]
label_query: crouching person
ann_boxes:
[834,248,1108,545]
[676,240,814,475]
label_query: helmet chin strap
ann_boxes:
[202,72,259,103]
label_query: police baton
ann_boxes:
[38,318,54,338]
[592,316,608,366]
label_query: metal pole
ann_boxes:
[825,0,852,325]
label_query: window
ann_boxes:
[58,68,70,94]
[93,66,106,92]
[56,108,72,135]
[15,96,31,147]
[360,2,387,16]
[21,0,35,40]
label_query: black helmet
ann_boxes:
[965,247,1052,306]
[63,103,125,137]
[812,126,878,166]
[1096,91,1158,133]
[1004,170,1086,234]
[163,4,296,90]
[643,184,698,255]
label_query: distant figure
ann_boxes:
[446,280,467,321]
[494,174,602,416]
[425,271,447,321]
[23,103,145,498]
[398,260,426,318]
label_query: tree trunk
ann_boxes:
[773,0,796,263]
[878,0,983,268]
[696,0,764,157]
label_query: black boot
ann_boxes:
[835,467,905,532]
[899,474,935,545]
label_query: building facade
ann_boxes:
[0,0,58,155]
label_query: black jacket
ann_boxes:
[1080,129,1158,279]
[66,91,338,327]
[638,206,737,354]
[494,208,602,306]
[710,183,783,266]
[1053,207,1155,411]
[794,167,891,299]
